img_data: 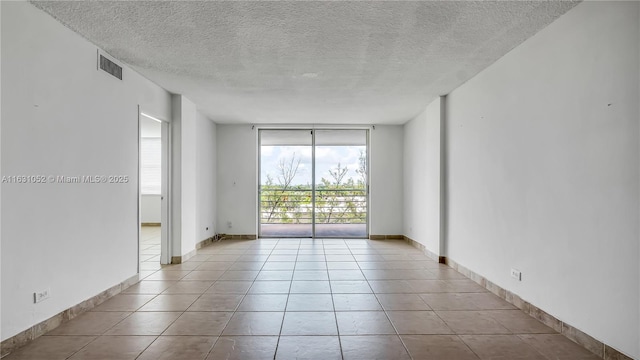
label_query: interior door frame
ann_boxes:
[257,126,370,239]
[138,107,172,267]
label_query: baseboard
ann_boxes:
[172,235,256,264]
[407,247,632,360]
[0,274,139,358]
[403,236,442,262]
[171,248,196,264]
[141,223,161,226]
[401,238,632,360]
[225,234,257,240]
[369,234,403,240]
[196,236,216,249]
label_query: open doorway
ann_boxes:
[139,110,170,271]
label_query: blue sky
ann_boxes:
[260,145,366,186]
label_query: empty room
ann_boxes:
[1,1,638,359]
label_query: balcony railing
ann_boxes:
[260,188,367,224]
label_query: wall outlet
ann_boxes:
[34,288,51,303]
[510,268,522,281]
[227,221,232,228]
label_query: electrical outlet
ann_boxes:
[227,221,232,228]
[34,288,51,303]
[510,268,522,281]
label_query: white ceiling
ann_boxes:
[31,1,578,125]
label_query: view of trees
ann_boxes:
[260,150,367,224]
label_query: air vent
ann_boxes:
[98,52,122,80]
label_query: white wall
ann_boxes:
[369,125,403,235]
[1,0,4,343]
[216,125,257,235]
[216,125,404,236]
[637,4,640,353]
[1,2,172,340]
[445,2,639,357]
[140,195,161,223]
[196,112,217,241]
[171,95,216,256]
[403,98,441,254]
[170,96,183,255]
[180,97,197,256]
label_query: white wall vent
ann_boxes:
[97,50,122,80]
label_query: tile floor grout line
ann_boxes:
[325,238,345,360]
[132,334,162,360]
[10,234,589,359]
[357,245,415,360]
[200,244,256,360]
[137,252,210,358]
[272,237,292,360]
[61,333,104,360]
[64,301,164,359]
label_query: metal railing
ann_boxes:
[260,188,367,224]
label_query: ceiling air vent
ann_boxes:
[97,50,122,80]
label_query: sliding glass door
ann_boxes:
[259,129,368,238]
[313,130,368,237]
[259,130,313,237]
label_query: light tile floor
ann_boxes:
[139,226,161,272]
[5,237,600,360]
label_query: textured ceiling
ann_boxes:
[31,1,579,125]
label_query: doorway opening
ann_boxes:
[139,110,170,271]
[259,129,368,238]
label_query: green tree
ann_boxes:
[261,152,367,226]
[356,149,367,187]
[262,153,303,223]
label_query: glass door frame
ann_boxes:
[257,127,370,239]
